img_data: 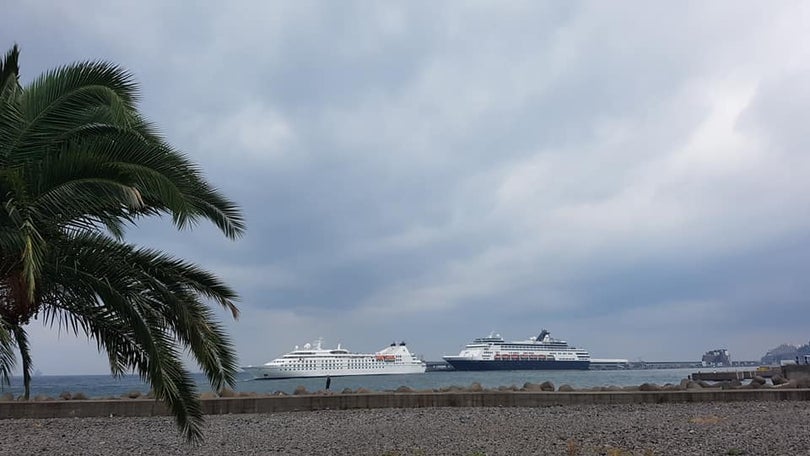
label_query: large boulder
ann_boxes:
[395,386,413,393]
[522,382,543,391]
[540,381,555,392]
[557,384,575,392]
[639,383,661,391]
[293,385,309,395]
[777,378,810,389]
[469,382,483,392]
[601,385,622,391]
[441,385,465,392]
[771,374,788,386]
[796,378,810,389]
[218,388,237,398]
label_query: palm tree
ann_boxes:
[0,45,246,442]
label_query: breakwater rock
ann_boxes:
[3,376,809,404]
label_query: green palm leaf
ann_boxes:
[0,316,17,387]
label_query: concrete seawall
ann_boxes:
[2,389,809,420]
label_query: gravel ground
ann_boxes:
[1,402,808,455]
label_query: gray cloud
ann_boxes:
[4,1,810,374]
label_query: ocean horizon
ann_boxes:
[1,367,740,399]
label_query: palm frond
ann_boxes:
[0,94,23,165]
[51,265,205,441]
[26,130,244,240]
[20,220,45,303]
[39,232,242,441]
[85,137,246,239]
[0,45,21,98]
[0,316,17,387]
[11,325,32,399]
[183,186,246,240]
[162,296,239,392]
[9,61,138,164]
[51,298,204,442]
[132,246,240,315]
[22,60,138,119]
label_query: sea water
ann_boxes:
[1,367,730,399]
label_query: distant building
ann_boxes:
[760,343,800,366]
[701,349,731,367]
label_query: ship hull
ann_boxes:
[243,339,426,380]
[443,359,590,371]
[243,364,425,380]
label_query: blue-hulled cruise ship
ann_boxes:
[442,330,590,371]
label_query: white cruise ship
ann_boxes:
[443,329,590,371]
[242,339,426,379]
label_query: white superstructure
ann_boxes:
[242,339,426,379]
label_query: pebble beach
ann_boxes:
[2,401,808,455]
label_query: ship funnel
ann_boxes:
[537,329,550,341]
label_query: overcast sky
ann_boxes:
[3,1,810,374]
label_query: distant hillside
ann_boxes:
[760,341,810,364]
